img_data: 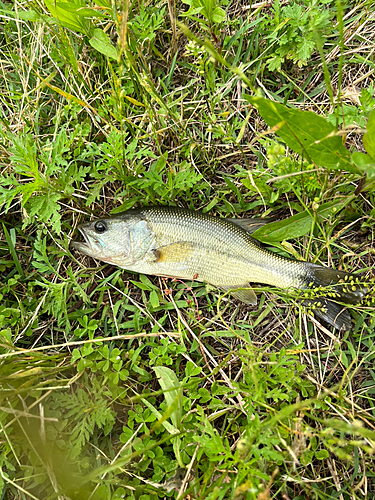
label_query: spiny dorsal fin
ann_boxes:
[228,217,272,235]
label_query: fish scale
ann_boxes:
[72,205,369,330]
[134,206,305,290]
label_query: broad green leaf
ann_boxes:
[315,449,329,460]
[153,366,182,430]
[363,109,375,159]
[245,95,358,173]
[352,152,375,178]
[58,4,105,18]
[0,8,41,21]
[352,152,373,167]
[89,28,118,60]
[251,198,352,243]
[211,6,226,23]
[149,290,160,308]
[43,0,90,34]
[129,280,152,291]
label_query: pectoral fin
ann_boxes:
[153,242,194,263]
[220,285,257,305]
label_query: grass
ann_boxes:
[1,0,375,498]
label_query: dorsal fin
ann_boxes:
[228,217,273,235]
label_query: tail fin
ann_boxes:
[301,264,368,330]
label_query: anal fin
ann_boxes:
[220,285,257,305]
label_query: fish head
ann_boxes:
[72,216,155,267]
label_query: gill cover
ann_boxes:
[74,218,155,267]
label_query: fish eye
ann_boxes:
[94,221,108,234]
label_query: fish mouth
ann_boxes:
[71,227,93,253]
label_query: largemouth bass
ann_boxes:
[72,206,368,330]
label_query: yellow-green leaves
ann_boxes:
[89,29,118,60]
[43,0,92,34]
[42,1,118,63]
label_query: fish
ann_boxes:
[72,206,368,330]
